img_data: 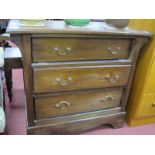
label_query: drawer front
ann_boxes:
[33,65,130,93]
[137,93,155,117]
[32,37,131,62]
[35,87,124,119]
[150,56,155,75]
[144,75,155,94]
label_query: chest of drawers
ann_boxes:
[126,20,155,126]
[7,20,151,134]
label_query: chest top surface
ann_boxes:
[6,20,151,37]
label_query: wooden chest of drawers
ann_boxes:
[7,20,151,134]
[126,20,155,126]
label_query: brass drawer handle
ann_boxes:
[56,77,72,86]
[107,47,121,55]
[53,47,71,56]
[100,95,114,103]
[56,101,71,109]
[105,74,120,83]
[152,102,155,107]
[65,47,72,52]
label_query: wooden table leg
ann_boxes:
[4,65,12,102]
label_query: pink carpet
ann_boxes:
[4,69,155,135]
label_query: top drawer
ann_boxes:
[32,37,131,62]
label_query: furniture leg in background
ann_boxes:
[4,47,22,102]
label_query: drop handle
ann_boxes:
[56,77,72,86]
[105,74,120,83]
[100,95,114,103]
[53,47,72,56]
[66,47,72,51]
[107,47,121,55]
[53,47,59,51]
[56,101,71,109]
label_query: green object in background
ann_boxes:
[64,19,90,27]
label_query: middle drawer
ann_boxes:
[33,64,130,93]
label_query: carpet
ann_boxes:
[4,69,155,135]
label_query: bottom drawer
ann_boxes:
[34,87,124,120]
[137,93,155,117]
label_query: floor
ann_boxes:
[4,69,155,135]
